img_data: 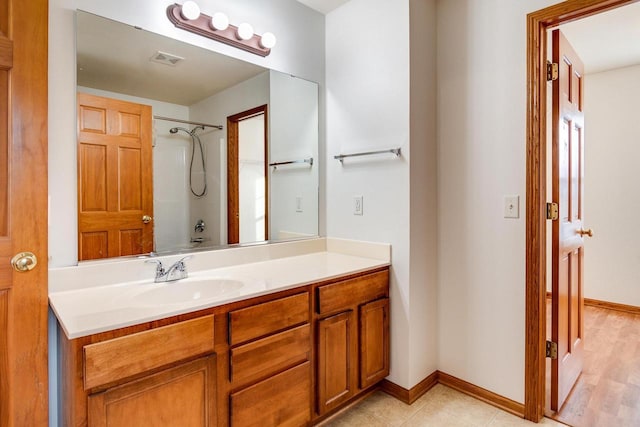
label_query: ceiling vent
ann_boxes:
[149,51,184,66]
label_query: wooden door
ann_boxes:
[0,0,49,425]
[359,298,390,389]
[88,356,216,427]
[226,105,269,244]
[551,29,588,411]
[77,93,153,260]
[316,311,354,415]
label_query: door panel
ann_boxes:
[0,0,49,425]
[551,29,585,411]
[77,93,153,260]
[317,311,353,415]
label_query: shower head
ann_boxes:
[169,126,203,136]
[169,127,178,134]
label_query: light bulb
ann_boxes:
[180,1,201,20]
[259,32,277,49]
[210,12,229,31]
[236,23,254,41]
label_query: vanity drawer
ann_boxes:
[229,292,309,346]
[231,323,310,387]
[316,270,389,315]
[83,315,215,390]
[230,361,311,427]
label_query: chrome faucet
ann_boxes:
[145,256,192,283]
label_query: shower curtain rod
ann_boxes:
[153,115,223,130]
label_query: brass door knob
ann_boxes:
[11,252,38,272]
[142,215,153,224]
[578,228,593,237]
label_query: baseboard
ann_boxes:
[381,371,525,418]
[437,371,525,417]
[584,298,640,315]
[380,371,438,404]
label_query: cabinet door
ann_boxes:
[359,298,390,389]
[88,356,216,427]
[316,311,354,415]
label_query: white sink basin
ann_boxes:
[132,277,249,307]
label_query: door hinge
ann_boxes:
[547,62,559,81]
[546,202,559,220]
[546,340,558,359]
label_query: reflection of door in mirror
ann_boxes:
[77,93,153,260]
[227,105,268,245]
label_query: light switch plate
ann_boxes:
[354,196,363,216]
[504,195,519,218]
[295,196,303,213]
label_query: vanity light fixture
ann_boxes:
[167,3,276,57]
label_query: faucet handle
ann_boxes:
[145,259,165,274]
[174,256,193,271]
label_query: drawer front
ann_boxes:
[231,324,310,388]
[317,269,389,315]
[84,315,214,390]
[230,361,311,427]
[229,292,309,346]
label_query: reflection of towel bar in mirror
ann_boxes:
[269,157,314,171]
[154,115,223,130]
[334,147,401,163]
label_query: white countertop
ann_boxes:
[49,238,390,339]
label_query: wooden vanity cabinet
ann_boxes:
[59,267,389,427]
[315,270,390,418]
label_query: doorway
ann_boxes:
[226,105,269,244]
[525,0,640,422]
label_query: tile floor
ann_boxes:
[319,384,568,427]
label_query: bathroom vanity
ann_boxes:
[51,238,390,426]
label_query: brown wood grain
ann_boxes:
[317,270,389,315]
[584,298,640,315]
[359,298,389,389]
[0,36,13,70]
[83,315,214,390]
[77,92,153,260]
[2,0,49,424]
[316,311,353,415]
[230,361,311,427]
[524,0,638,421]
[231,323,310,388]
[380,371,439,405]
[88,356,216,427]
[229,292,309,345]
[0,290,8,424]
[0,69,7,236]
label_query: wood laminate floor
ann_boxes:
[547,304,640,427]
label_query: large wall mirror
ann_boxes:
[76,11,319,261]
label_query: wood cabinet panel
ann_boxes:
[317,270,388,315]
[359,298,390,389]
[84,315,214,390]
[316,311,354,415]
[230,361,310,427]
[229,292,309,346]
[88,355,216,427]
[231,323,310,387]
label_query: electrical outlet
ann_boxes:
[354,196,363,216]
[295,196,303,213]
[504,195,519,218]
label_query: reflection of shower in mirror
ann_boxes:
[170,126,207,198]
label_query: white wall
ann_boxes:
[269,71,319,239]
[326,0,438,389]
[437,0,558,403]
[77,86,192,252]
[583,64,640,306]
[189,71,270,245]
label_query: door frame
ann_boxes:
[226,105,269,244]
[524,0,638,421]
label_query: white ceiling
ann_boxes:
[295,0,350,14]
[560,1,640,74]
[77,12,266,106]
